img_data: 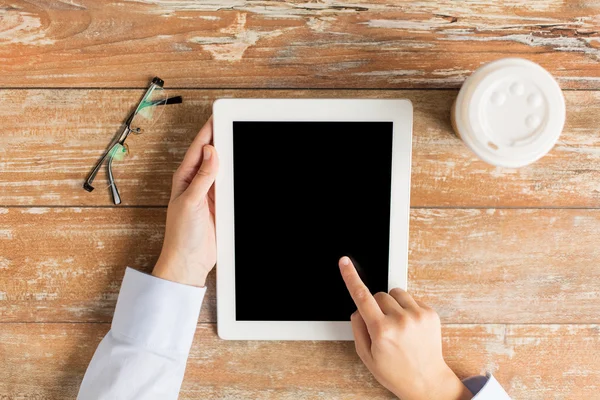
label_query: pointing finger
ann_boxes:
[339,256,383,325]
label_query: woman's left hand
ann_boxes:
[153,117,219,287]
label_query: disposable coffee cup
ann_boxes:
[451,58,566,168]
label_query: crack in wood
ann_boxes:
[434,14,458,23]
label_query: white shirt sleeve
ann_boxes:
[463,374,512,399]
[78,268,511,400]
[77,267,206,400]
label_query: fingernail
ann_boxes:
[340,256,350,266]
[204,146,212,160]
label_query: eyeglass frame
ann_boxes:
[83,77,182,205]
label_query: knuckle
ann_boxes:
[369,319,385,335]
[373,292,387,302]
[353,287,370,302]
[179,194,198,209]
[374,323,396,342]
[196,168,211,178]
[424,308,441,323]
[393,313,409,328]
[350,311,360,321]
[412,309,426,323]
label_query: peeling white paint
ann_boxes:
[432,68,471,77]
[40,193,61,201]
[0,11,56,45]
[190,13,293,61]
[33,292,58,301]
[509,336,542,346]
[0,257,11,270]
[573,215,587,227]
[0,229,13,239]
[364,18,453,31]
[563,367,594,377]
[441,33,600,58]
[484,325,516,360]
[306,17,334,33]
[558,77,600,83]
[554,145,600,156]
[172,42,193,52]
[21,208,49,214]
[490,167,519,178]
[353,69,424,77]
[128,0,385,15]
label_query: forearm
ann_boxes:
[77,268,206,400]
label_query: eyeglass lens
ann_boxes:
[130,86,168,135]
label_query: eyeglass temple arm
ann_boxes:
[83,144,115,192]
[83,142,122,205]
[149,96,182,107]
[164,96,183,105]
[107,152,121,205]
[83,120,132,192]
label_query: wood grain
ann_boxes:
[1,89,600,207]
[0,206,214,324]
[1,323,599,399]
[2,207,600,324]
[0,1,599,88]
[2,1,599,397]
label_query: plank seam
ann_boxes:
[0,322,598,325]
[4,206,600,210]
[0,87,598,92]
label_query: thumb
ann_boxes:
[186,145,219,200]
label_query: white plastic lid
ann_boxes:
[454,58,566,168]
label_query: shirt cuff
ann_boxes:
[463,374,511,399]
[111,267,206,356]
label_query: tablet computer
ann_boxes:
[213,99,413,340]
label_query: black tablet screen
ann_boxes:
[233,121,393,321]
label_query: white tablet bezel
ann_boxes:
[213,99,413,341]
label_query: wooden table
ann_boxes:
[1,1,600,399]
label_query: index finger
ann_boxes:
[339,256,383,323]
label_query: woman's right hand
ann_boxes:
[338,256,473,400]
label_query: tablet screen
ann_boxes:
[233,121,393,321]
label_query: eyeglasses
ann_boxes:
[83,77,182,205]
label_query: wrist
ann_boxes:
[152,255,211,287]
[392,363,472,400]
[430,365,473,400]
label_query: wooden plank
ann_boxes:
[409,208,600,323]
[1,89,600,207]
[0,207,214,323]
[0,1,599,89]
[2,207,600,324]
[1,323,598,399]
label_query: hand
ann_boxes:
[339,256,472,400]
[153,117,219,287]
